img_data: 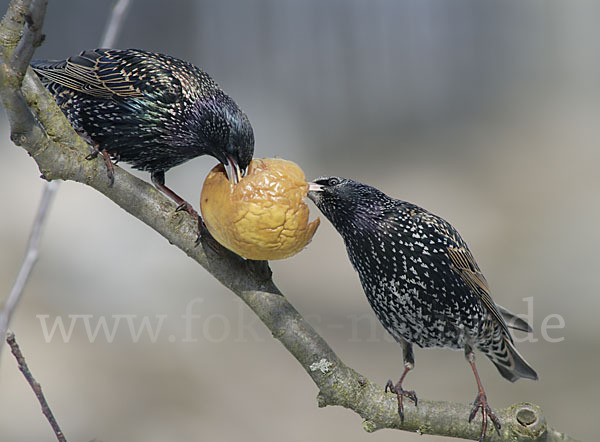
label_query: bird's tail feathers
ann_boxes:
[496,304,533,333]
[487,335,538,382]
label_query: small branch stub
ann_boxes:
[517,407,538,427]
[512,403,547,440]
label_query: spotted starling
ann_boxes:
[31,48,254,214]
[308,177,538,441]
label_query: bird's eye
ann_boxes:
[328,178,340,186]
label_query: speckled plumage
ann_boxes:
[31,48,254,200]
[309,177,537,439]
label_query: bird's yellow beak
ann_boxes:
[224,156,242,184]
[308,182,324,192]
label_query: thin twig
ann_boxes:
[0,181,57,347]
[100,0,132,48]
[6,331,67,442]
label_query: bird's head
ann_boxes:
[196,94,254,184]
[218,105,254,184]
[307,176,350,209]
[308,176,389,230]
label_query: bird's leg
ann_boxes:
[385,341,418,423]
[84,141,115,186]
[100,149,115,185]
[385,366,418,423]
[466,348,501,442]
[151,171,198,217]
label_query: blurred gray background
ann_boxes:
[1,1,598,441]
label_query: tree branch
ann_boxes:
[0,1,578,441]
[10,0,46,77]
[0,0,133,363]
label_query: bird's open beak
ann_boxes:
[224,156,242,184]
[308,182,324,192]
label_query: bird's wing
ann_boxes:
[446,244,511,338]
[416,210,512,339]
[32,49,176,100]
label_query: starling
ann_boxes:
[31,48,254,214]
[308,177,538,441]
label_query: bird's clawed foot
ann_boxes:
[175,201,199,218]
[194,220,272,281]
[385,379,418,423]
[194,216,210,247]
[195,216,226,255]
[150,171,199,218]
[86,147,115,186]
[469,391,501,442]
[246,259,272,282]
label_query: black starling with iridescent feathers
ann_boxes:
[31,48,254,211]
[308,177,538,441]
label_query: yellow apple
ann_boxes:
[200,158,320,260]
